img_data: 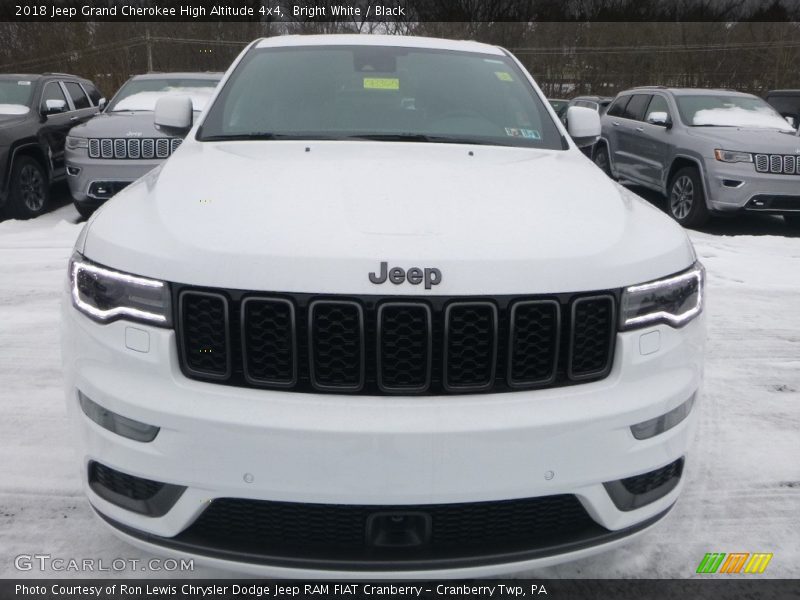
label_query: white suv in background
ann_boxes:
[62,35,705,578]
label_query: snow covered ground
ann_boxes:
[1,193,798,579]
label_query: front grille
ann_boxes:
[178,494,597,560]
[754,153,800,175]
[87,137,181,160]
[621,458,684,496]
[176,289,617,395]
[89,462,163,501]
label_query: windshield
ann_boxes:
[676,94,793,130]
[108,78,219,112]
[0,79,34,114]
[198,45,564,149]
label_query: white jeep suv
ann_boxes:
[61,35,705,578]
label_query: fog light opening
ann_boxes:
[631,394,696,440]
[78,391,159,442]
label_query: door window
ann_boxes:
[64,81,91,110]
[645,95,670,122]
[606,96,630,117]
[622,94,651,121]
[40,81,68,112]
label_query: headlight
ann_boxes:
[65,135,88,150]
[714,149,752,163]
[620,262,704,330]
[69,253,171,326]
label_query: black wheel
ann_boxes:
[667,167,710,228]
[593,144,613,178]
[74,202,96,219]
[7,156,49,219]
[784,214,800,229]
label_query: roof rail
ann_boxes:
[42,72,81,78]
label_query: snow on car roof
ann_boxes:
[254,34,505,55]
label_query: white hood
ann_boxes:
[82,140,695,294]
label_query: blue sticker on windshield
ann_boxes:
[505,127,541,139]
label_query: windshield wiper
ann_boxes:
[200,132,348,142]
[343,133,503,146]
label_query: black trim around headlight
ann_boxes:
[620,262,704,331]
[69,253,172,327]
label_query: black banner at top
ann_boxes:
[3,0,800,22]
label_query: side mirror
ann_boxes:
[783,115,796,128]
[566,106,601,148]
[98,97,107,111]
[154,95,193,136]
[646,111,672,128]
[42,98,68,116]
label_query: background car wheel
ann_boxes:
[667,167,709,228]
[593,144,613,178]
[784,214,800,229]
[74,202,96,219]
[8,156,49,219]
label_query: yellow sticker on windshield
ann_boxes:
[363,77,399,90]
[495,71,513,82]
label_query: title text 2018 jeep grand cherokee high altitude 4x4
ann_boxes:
[0,73,101,219]
[594,87,800,228]
[61,35,705,578]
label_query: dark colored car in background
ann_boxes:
[548,98,569,119]
[0,73,101,219]
[765,89,800,131]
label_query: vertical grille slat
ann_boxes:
[443,302,498,392]
[113,138,127,159]
[179,291,231,379]
[156,138,170,158]
[242,298,297,387]
[127,138,141,159]
[141,138,155,159]
[308,300,365,392]
[377,302,432,393]
[100,138,113,158]
[569,295,615,380]
[508,300,560,387]
[88,138,100,158]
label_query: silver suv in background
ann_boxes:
[65,72,221,217]
[594,87,800,228]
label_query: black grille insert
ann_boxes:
[179,291,230,379]
[308,300,365,391]
[175,290,618,395]
[377,302,432,392]
[444,302,498,392]
[87,461,186,517]
[569,295,615,380]
[508,300,560,387]
[177,494,597,562]
[242,297,296,387]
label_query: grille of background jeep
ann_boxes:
[175,288,617,395]
[88,137,182,159]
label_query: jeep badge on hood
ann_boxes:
[369,262,442,289]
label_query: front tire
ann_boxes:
[7,156,49,219]
[667,167,709,228]
[593,144,613,178]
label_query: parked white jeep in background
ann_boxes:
[62,35,705,577]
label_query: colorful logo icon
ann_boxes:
[696,552,773,574]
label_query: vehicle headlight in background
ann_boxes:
[714,149,753,163]
[65,135,88,150]
[69,253,171,326]
[620,262,704,330]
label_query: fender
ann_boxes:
[2,139,51,195]
[666,152,712,206]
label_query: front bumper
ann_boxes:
[704,158,800,213]
[61,295,705,577]
[65,149,162,205]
